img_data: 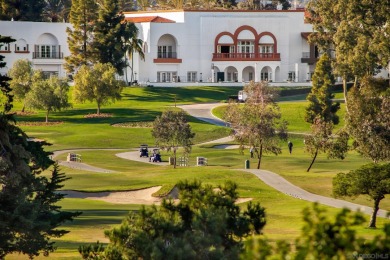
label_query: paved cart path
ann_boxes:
[51,103,389,217]
[52,149,121,173]
[179,103,389,218]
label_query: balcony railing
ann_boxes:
[154,51,182,63]
[212,52,280,61]
[301,52,317,64]
[157,52,177,59]
[33,52,63,59]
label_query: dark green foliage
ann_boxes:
[304,54,344,172]
[0,37,80,258]
[0,0,45,21]
[79,241,106,259]
[243,203,390,259]
[346,76,390,163]
[279,0,290,9]
[97,180,266,259]
[305,54,340,125]
[0,123,81,258]
[307,0,390,108]
[92,0,132,75]
[42,0,71,22]
[125,23,144,84]
[65,0,98,73]
[333,163,390,228]
[0,35,15,112]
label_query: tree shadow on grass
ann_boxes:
[128,86,242,104]
[67,209,134,227]
[16,108,162,125]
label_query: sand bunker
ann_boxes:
[213,144,241,149]
[60,186,252,205]
[61,186,164,205]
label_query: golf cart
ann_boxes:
[149,148,162,162]
[139,144,149,157]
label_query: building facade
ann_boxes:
[0,21,70,78]
[124,10,317,85]
[1,10,388,86]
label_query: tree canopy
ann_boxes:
[224,81,288,169]
[305,54,340,125]
[65,0,98,73]
[0,35,80,258]
[73,63,123,115]
[124,23,144,84]
[8,59,34,112]
[66,0,141,75]
[333,163,390,228]
[92,0,132,75]
[306,0,390,105]
[0,0,46,21]
[0,35,15,112]
[80,180,266,259]
[304,54,345,172]
[346,76,390,163]
[25,74,71,122]
[152,109,195,168]
[244,203,390,259]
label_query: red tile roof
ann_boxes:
[125,16,175,23]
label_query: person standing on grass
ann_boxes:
[250,147,254,158]
[288,141,293,154]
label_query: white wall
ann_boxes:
[126,10,314,84]
[0,21,70,77]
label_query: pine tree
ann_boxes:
[304,54,345,172]
[0,0,45,21]
[92,0,133,75]
[96,180,266,259]
[305,53,340,125]
[65,0,98,74]
[0,35,80,258]
[0,35,15,112]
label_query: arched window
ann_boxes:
[15,39,29,52]
[259,35,274,54]
[157,34,177,58]
[217,35,234,54]
[35,33,60,59]
[237,29,255,58]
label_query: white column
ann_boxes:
[255,63,259,82]
[306,65,310,81]
[295,63,299,82]
[211,63,215,83]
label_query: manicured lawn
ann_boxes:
[9,86,389,259]
[212,101,346,133]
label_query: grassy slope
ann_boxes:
[8,86,389,259]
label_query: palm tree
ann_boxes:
[42,0,71,22]
[124,24,145,84]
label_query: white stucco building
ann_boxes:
[1,10,388,86]
[0,21,70,78]
[124,10,318,86]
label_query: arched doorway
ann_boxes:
[242,66,255,82]
[260,66,272,81]
[275,66,281,82]
[225,66,238,82]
